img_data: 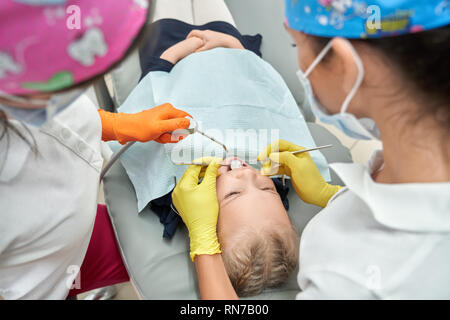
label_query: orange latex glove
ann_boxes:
[98,103,192,144]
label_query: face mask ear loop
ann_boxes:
[340,39,365,114]
[304,40,333,77]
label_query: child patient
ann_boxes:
[151,155,299,297]
[216,157,299,297]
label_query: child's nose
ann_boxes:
[234,167,258,180]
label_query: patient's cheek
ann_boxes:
[218,165,229,176]
[215,176,227,203]
[216,209,227,244]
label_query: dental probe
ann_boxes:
[259,144,334,179]
[258,144,333,165]
[290,144,333,155]
[184,120,229,153]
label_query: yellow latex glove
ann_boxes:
[172,157,223,261]
[258,139,341,208]
[99,103,192,145]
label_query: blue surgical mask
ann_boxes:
[0,88,85,127]
[297,39,380,141]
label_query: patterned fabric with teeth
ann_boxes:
[0,0,148,95]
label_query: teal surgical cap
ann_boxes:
[285,0,450,38]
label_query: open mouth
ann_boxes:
[218,156,249,174]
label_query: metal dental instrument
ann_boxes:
[172,160,244,167]
[170,119,229,166]
[290,144,333,155]
[259,144,334,177]
[259,144,333,164]
[173,157,248,168]
[184,119,228,153]
[174,145,335,169]
[173,161,229,166]
[100,118,229,180]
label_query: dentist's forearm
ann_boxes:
[194,254,238,300]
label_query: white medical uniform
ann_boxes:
[0,95,103,299]
[297,151,450,299]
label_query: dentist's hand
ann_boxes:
[99,103,192,144]
[258,140,341,208]
[172,157,223,261]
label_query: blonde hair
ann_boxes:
[221,225,299,297]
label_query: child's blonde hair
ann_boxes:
[221,224,299,297]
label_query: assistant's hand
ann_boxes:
[99,103,192,144]
[186,30,244,52]
[258,140,341,208]
[172,157,223,261]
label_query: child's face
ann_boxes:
[216,157,292,244]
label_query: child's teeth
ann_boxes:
[230,159,243,170]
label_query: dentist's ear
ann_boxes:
[330,37,362,102]
[326,37,369,117]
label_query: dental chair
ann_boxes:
[97,0,353,299]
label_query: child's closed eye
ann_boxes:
[224,191,240,199]
[261,186,277,193]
